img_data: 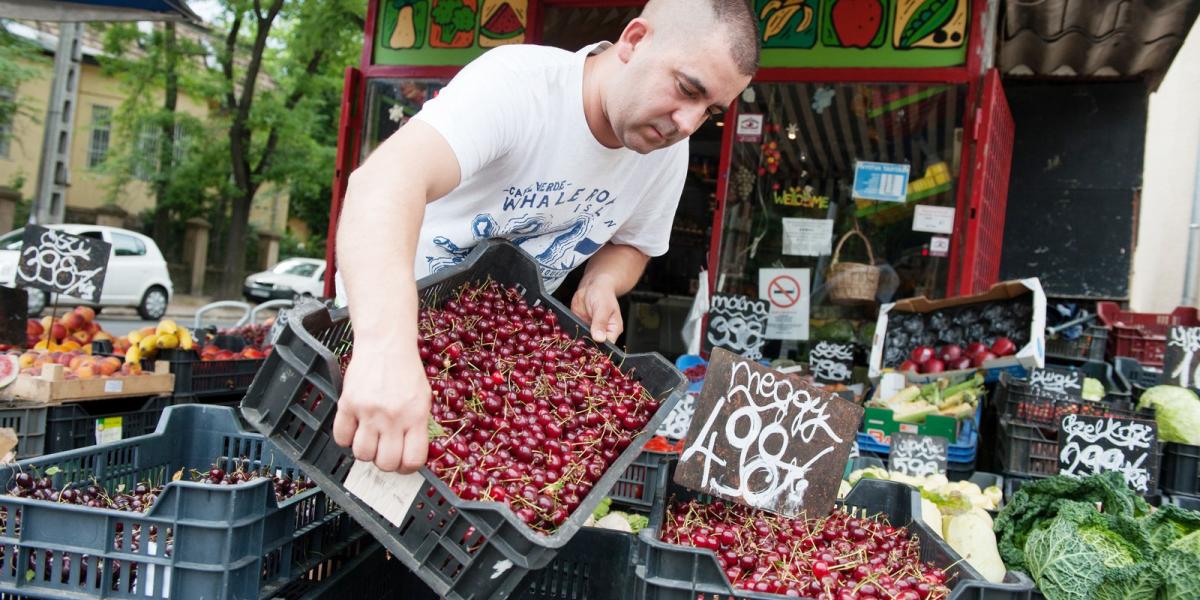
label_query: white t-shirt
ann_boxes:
[342,43,688,298]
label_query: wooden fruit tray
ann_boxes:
[1,361,174,404]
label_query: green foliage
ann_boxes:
[0,24,46,148]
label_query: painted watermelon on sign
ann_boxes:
[479,0,527,47]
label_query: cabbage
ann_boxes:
[1138,386,1200,444]
[1082,377,1105,401]
[1024,502,1155,600]
[1159,530,1200,600]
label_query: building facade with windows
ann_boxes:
[0,22,288,236]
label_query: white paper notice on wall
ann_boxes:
[930,236,950,258]
[912,205,956,234]
[759,268,811,340]
[782,218,834,256]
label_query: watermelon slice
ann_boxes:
[0,355,17,389]
[481,2,524,40]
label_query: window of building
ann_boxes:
[87,105,113,168]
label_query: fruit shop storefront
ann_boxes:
[324,0,1014,364]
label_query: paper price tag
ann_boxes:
[104,379,124,394]
[344,460,426,527]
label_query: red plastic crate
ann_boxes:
[1097,302,1200,367]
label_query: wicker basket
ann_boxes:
[828,229,880,306]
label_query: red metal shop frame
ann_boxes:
[327,0,1009,304]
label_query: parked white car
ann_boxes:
[243,257,326,302]
[0,224,174,319]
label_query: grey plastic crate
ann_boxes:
[634,462,1036,599]
[46,395,176,454]
[609,449,678,511]
[240,239,687,600]
[0,404,361,599]
[0,402,48,458]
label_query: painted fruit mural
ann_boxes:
[479,0,528,48]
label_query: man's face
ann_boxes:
[609,29,751,154]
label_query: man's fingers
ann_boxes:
[352,425,380,463]
[400,427,429,474]
[332,406,358,448]
[374,431,406,472]
[607,310,624,340]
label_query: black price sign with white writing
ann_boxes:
[809,341,855,384]
[16,226,111,303]
[1028,368,1084,399]
[675,348,864,517]
[889,432,948,477]
[703,294,769,361]
[1164,326,1200,389]
[1057,414,1158,495]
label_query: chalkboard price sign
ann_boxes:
[1028,368,1084,399]
[676,348,864,517]
[703,294,769,360]
[889,432,948,477]
[809,341,855,384]
[16,226,111,304]
[1164,326,1200,389]
[1057,413,1158,495]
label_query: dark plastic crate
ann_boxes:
[239,239,687,600]
[1165,494,1200,511]
[609,449,677,511]
[0,402,48,458]
[997,418,1163,493]
[150,347,264,398]
[1098,302,1200,367]
[1161,442,1200,498]
[994,371,1142,428]
[1114,357,1162,401]
[1045,323,1108,362]
[635,461,1036,600]
[0,404,362,599]
[45,395,177,454]
[254,538,402,600]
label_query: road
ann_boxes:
[96,308,245,338]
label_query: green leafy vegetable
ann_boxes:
[1143,504,1200,552]
[995,471,1149,572]
[591,497,612,521]
[626,513,649,533]
[1082,378,1105,401]
[1159,530,1200,600]
[1024,502,1152,600]
[1138,386,1200,444]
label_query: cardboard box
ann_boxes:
[861,407,963,445]
[868,278,1046,383]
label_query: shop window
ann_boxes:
[360,78,448,162]
[712,82,966,356]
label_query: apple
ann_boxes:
[909,346,935,365]
[898,360,920,373]
[50,323,68,342]
[921,358,946,374]
[71,330,92,345]
[966,342,989,357]
[26,319,44,338]
[972,351,998,368]
[938,344,963,363]
[991,337,1017,357]
[74,306,96,323]
[949,356,974,371]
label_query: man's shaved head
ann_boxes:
[640,0,760,77]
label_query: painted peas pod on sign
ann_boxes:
[16,226,111,304]
[675,348,864,517]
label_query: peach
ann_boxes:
[74,306,96,323]
[17,352,35,369]
[98,357,120,376]
[50,323,67,342]
[40,316,53,331]
[26,319,43,338]
[68,355,85,370]
[76,365,96,379]
[61,312,85,332]
[72,330,92,345]
[93,331,114,342]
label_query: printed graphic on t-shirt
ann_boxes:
[425,179,621,289]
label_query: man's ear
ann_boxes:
[615,18,652,63]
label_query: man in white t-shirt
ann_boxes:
[333,0,759,473]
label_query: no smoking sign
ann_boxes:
[759,268,810,340]
[768,275,801,308]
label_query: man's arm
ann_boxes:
[333,119,461,473]
[570,243,650,343]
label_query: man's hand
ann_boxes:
[333,344,432,473]
[571,275,623,344]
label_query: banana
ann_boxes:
[125,345,142,365]
[178,328,194,351]
[157,334,179,350]
[156,319,179,336]
[139,334,159,355]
